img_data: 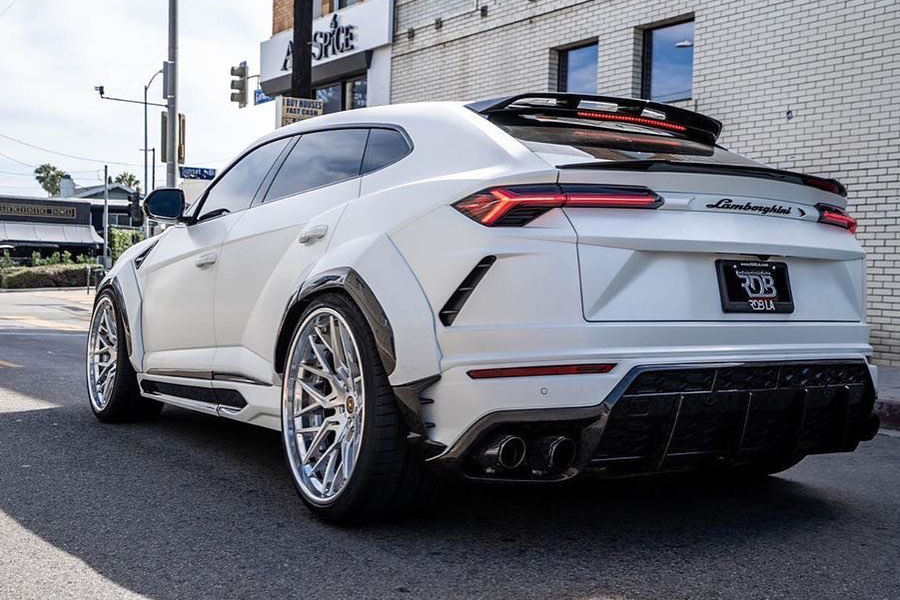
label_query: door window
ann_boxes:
[195,138,290,221]
[361,129,411,174]
[264,129,368,201]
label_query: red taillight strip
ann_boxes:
[818,206,857,234]
[468,363,617,379]
[575,110,687,133]
[454,185,662,226]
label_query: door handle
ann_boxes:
[195,251,218,268]
[298,225,328,245]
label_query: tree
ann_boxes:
[33,163,68,196]
[114,172,141,192]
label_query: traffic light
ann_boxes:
[128,191,144,225]
[230,61,248,108]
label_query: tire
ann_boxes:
[86,290,163,422]
[281,293,439,523]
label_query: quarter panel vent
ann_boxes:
[439,256,497,326]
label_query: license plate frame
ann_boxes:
[716,260,794,314]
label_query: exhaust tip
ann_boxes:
[541,436,577,471]
[479,435,527,471]
[497,435,527,470]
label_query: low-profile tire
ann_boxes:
[281,292,439,523]
[86,290,163,422]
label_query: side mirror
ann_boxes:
[144,188,185,223]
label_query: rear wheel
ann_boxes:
[281,293,438,523]
[86,291,162,422]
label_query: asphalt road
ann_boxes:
[1,301,899,599]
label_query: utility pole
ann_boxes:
[291,0,313,98]
[103,165,109,267]
[166,0,178,188]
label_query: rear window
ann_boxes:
[493,114,762,167]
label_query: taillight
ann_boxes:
[817,204,857,234]
[467,363,616,379]
[575,110,688,133]
[454,184,662,226]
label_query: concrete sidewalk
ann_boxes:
[876,363,900,429]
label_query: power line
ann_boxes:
[0,134,144,167]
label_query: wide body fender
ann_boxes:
[301,233,442,386]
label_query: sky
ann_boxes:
[0,0,276,197]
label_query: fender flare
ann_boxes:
[95,277,134,358]
[274,267,396,376]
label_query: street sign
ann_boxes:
[179,167,217,180]
[281,97,324,127]
[254,89,275,105]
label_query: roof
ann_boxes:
[73,183,135,199]
[0,222,103,246]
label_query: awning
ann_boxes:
[0,222,102,247]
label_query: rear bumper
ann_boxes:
[425,359,879,481]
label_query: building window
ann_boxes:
[321,0,360,15]
[315,74,367,114]
[642,20,694,103]
[558,43,598,94]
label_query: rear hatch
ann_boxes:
[470,94,864,323]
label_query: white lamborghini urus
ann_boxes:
[86,93,880,522]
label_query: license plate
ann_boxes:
[716,260,794,313]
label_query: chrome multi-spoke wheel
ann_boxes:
[87,295,119,412]
[283,307,366,505]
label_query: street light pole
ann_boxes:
[166,0,178,188]
[292,0,313,98]
[144,69,163,238]
[103,165,109,267]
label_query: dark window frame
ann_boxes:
[188,136,293,224]
[641,18,695,103]
[252,124,413,206]
[557,42,599,93]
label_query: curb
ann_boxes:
[0,286,95,293]
[875,399,900,430]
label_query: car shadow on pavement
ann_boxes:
[0,378,865,600]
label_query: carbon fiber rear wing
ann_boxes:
[466,93,723,146]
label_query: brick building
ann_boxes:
[263,0,900,363]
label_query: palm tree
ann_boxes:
[114,172,141,192]
[33,163,68,196]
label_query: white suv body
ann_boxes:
[87,94,879,521]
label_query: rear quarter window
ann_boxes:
[361,128,411,174]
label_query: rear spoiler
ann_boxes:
[466,93,723,146]
[558,160,848,198]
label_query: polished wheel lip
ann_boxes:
[86,296,119,412]
[282,307,366,506]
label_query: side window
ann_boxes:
[361,129,411,174]
[264,129,368,201]
[196,138,289,221]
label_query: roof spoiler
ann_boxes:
[466,93,724,145]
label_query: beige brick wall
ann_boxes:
[391,0,900,364]
[273,0,293,34]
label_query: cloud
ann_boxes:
[0,0,275,195]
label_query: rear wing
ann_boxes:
[466,93,723,146]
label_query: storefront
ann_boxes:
[260,0,393,116]
[0,196,102,259]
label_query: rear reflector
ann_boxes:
[817,204,857,234]
[454,184,661,226]
[468,363,616,379]
[575,110,687,133]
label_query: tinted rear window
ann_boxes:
[362,128,410,174]
[494,114,762,167]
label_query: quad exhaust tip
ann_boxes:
[479,435,527,470]
[539,436,577,472]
